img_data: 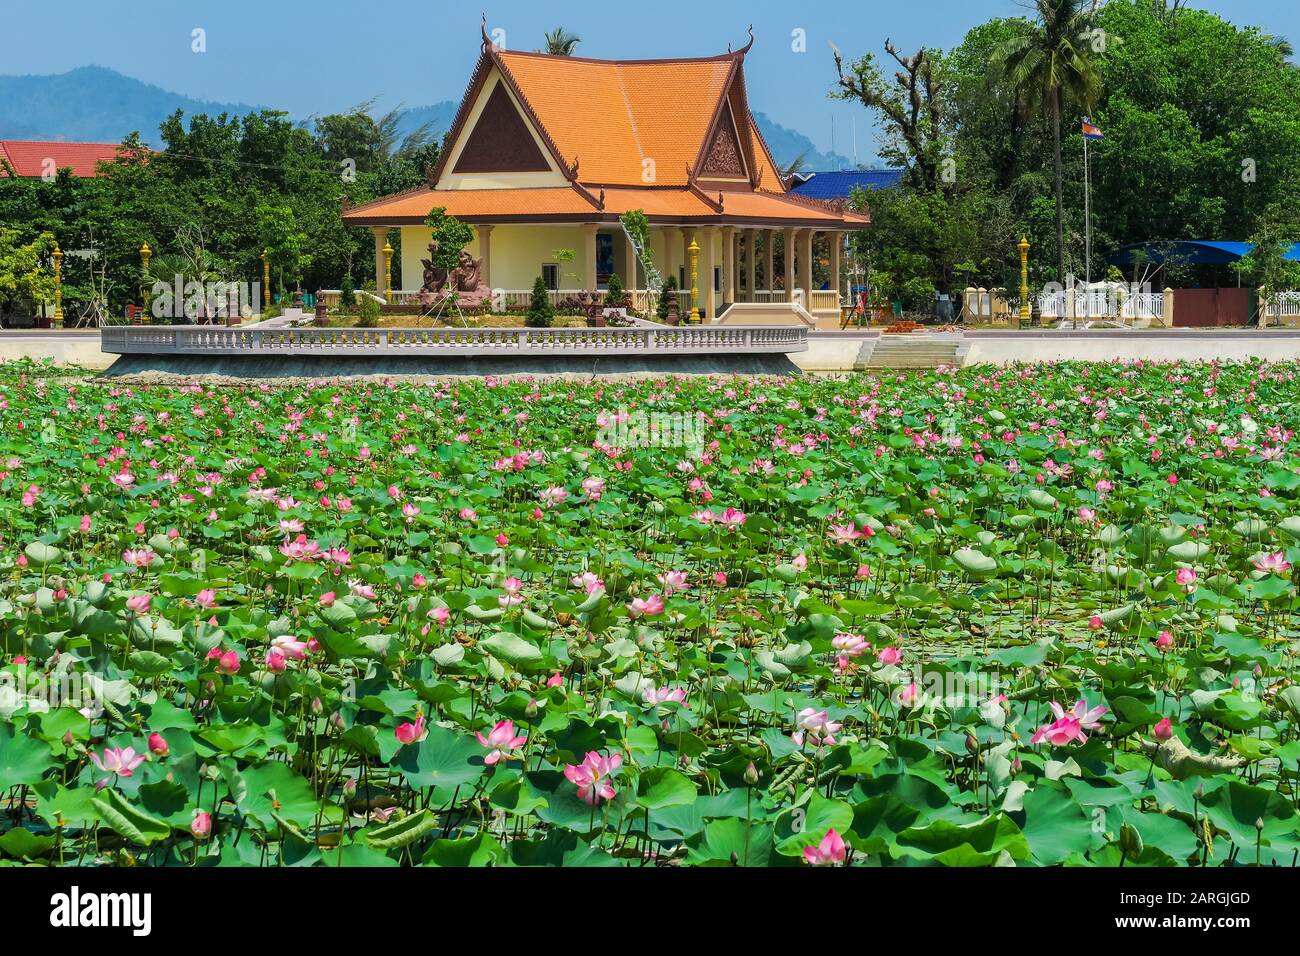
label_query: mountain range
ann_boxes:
[0,66,858,173]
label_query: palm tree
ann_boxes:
[993,0,1102,283]
[543,28,581,56]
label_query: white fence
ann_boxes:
[1035,289,1164,322]
[1265,291,1300,322]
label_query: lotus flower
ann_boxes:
[563,751,622,806]
[1253,552,1291,575]
[475,720,527,764]
[803,828,846,866]
[395,715,427,745]
[89,746,146,787]
[1031,699,1107,746]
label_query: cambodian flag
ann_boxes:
[1081,119,1104,139]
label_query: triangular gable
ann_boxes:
[698,100,749,181]
[434,60,571,189]
[453,80,551,173]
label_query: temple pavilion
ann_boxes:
[340,23,869,323]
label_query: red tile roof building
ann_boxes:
[0,140,126,178]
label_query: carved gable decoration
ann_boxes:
[699,106,746,179]
[453,80,551,174]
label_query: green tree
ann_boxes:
[256,201,312,295]
[543,28,581,56]
[0,228,56,322]
[993,0,1102,283]
[526,275,554,327]
[423,208,474,273]
[657,274,678,321]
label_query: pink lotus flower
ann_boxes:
[1154,630,1173,651]
[876,646,902,666]
[546,672,564,688]
[395,715,427,745]
[642,685,688,707]
[1153,718,1173,742]
[828,523,863,544]
[278,534,320,562]
[272,636,310,660]
[498,577,525,607]
[563,751,623,806]
[319,591,337,607]
[1175,567,1197,589]
[459,507,478,521]
[90,746,146,786]
[571,571,604,594]
[656,570,689,595]
[581,476,606,500]
[713,571,728,587]
[1031,699,1108,746]
[626,594,664,618]
[475,720,527,764]
[195,588,217,608]
[1253,552,1291,575]
[720,507,747,530]
[1088,615,1103,630]
[122,548,157,569]
[803,828,846,866]
[148,733,169,757]
[265,649,288,673]
[429,606,451,627]
[190,809,212,840]
[125,594,151,614]
[213,650,240,675]
[896,681,921,709]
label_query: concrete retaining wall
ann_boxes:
[0,333,114,369]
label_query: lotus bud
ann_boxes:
[1120,823,1143,859]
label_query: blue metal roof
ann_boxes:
[789,169,905,200]
[1108,240,1300,266]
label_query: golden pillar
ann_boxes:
[139,242,152,323]
[261,248,271,311]
[1018,236,1031,325]
[688,236,701,324]
[382,241,394,301]
[52,244,64,328]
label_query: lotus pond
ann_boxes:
[2,359,1299,868]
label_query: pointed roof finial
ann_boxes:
[481,14,492,52]
[736,25,755,56]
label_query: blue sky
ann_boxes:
[5,1,1295,156]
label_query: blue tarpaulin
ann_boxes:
[1108,240,1300,266]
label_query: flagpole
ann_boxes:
[1084,121,1092,288]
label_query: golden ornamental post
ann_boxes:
[688,236,701,324]
[1018,236,1031,326]
[139,242,152,323]
[261,248,271,311]
[52,243,64,328]
[382,241,394,301]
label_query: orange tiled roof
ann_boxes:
[342,31,871,230]
[343,184,867,226]
[495,50,736,187]
[0,140,126,178]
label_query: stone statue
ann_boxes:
[420,241,490,310]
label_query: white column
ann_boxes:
[581,223,598,291]
[477,225,493,289]
[765,230,775,296]
[721,226,735,307]
[782,227,795,303]
[372,227,387,296]
[829,232,841,302]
